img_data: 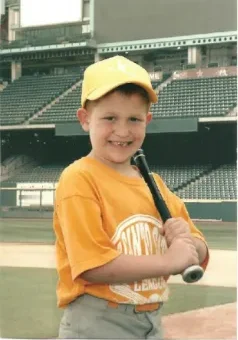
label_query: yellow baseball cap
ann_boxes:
[81,56,158,107]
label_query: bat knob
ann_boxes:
[182,265,204,283]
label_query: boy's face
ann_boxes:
[77,91,152,168]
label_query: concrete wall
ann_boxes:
[94,0,236,43]
[185,202,237,222]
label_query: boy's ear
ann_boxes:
[77,108,90,131]
[146,112,153,125]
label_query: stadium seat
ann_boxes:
[150,164,212,191]
[30,86,82,124]
[1,164,65,184]
[176,163,237,199]
[0,74,83,126]
[151,76,237,118]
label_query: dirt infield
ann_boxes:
[0,244,236,287]
[163,302,237,339]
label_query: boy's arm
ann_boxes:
[193,237,208,265]
[163,217,208,267]
[179,203,209,270]
[81,237,199,284]
[163,208,209,271]
[81,253,166,283]
[56,196,198,285]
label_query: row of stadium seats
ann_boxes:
[176,164,236,199]
[2,164,65,184]
[150,164,212,191]
[0,73,237,125]
[30,86,82,124]
[0,74,83,125]
[29,75,238,124]
[1,163,236,200]
[28,78,164,124]
[151,76,237,117]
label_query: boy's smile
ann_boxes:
[78,91,152,172]
[108,141,132,147]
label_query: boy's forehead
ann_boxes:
[89,92,150,114]
[99,91,149,105]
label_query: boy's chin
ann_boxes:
[104,151,133,164]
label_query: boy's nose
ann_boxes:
[114,122,130,137]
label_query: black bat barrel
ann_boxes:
[133,149,204,284]
[133,149,171,223]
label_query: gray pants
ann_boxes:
[59,294,164,339]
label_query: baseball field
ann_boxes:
[0,218,236,339]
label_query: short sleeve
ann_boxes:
[56,175,121,281]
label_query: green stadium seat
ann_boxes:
[0,73,83,126]
[175,163,237,199]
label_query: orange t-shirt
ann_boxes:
[53,156,209,308]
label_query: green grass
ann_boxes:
[0,267,236,339]
[196,222,237,250]
[162,284,237,316]
[0,267,62,339]
[0,219,55,244]
[0,219,236,250]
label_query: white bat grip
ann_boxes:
[182,265,204,283]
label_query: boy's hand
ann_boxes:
[162,237,199,276]
[163,217,194,247]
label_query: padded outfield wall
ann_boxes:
[94,0,236,43]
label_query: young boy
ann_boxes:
[53,56,209,339]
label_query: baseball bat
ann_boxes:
[133,149,204,283]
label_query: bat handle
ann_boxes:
[134,149,204,284]
[182,265,204,283]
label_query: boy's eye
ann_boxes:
[104,116,115,121]
[130,117,142,122]
[103,116,143,122]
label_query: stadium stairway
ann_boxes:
[155,73,174,93]
[26,79,82,125]
[0,74,83,126]
[172,165,214,192]
[29,84,82,124]
[227,105,237,117]
[1,155,38,183]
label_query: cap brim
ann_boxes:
[85,80,158,106]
